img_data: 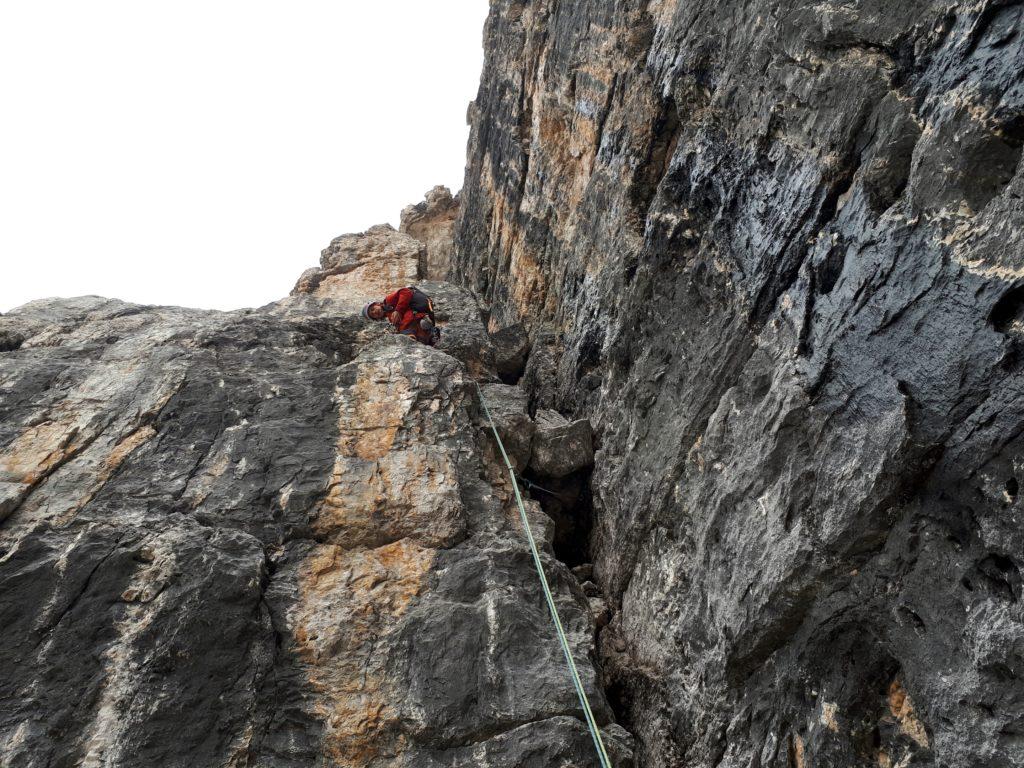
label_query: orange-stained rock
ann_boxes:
[293,539,435,765]
[291,225,422,313]
[400,186,460,281]
[314,343,469,550]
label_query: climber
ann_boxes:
[361,285,441,346]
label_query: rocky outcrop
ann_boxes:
[0,225,633,766]
[488,322,531,383]
[400,187,460,281]
[292,224,422,306]
[455,2,1024,767]
[478,383,535,471]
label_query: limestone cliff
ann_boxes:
[0,225,633,766]
[3,2,1023,767]
[454,1,1024,767]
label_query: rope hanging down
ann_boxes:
[473,380,614,768]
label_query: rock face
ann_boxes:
[4,2,1023,765]
[0,226,633,766]
[400,186,460,281]
[454,2,1024,767]
[477,382,535,471]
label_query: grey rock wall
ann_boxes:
[3,1,1022,765]
[0,226,632,766]
[454,1,1024,766]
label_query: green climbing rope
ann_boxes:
[473,380,614,768]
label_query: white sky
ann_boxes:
[0,2,489,312]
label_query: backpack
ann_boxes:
[406,286,435,321]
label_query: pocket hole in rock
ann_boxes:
[989,285,1024,333]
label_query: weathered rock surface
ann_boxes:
[6,1,1022,765]
[400,186,460,281]
[454,2,1024,767]
[529,410,594,479]
[292,224,422,309]
[0,224,632,765]
[478,382,535,471]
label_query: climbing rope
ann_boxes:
[473,380,614,768]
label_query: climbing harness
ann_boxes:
[473,380,614,768]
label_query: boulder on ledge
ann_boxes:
[529,409,593,478]
[489,322,530,382]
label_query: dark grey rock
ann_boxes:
[489,322,531,382]
[518,329,563,412]
[403,716,635,768]
[0,227,628,766]
[453,1,1024,766]
[0,330,24,352]
[572,563,594,582]
[418,279,497,378]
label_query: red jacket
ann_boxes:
[382,288,426,334]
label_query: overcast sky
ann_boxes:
[0,2,489,312]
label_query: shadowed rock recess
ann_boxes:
[453,1,1024,767]
[2,2,1022,767]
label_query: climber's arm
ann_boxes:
[383,288,414,330]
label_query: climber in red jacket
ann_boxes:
[361,286,441,346]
